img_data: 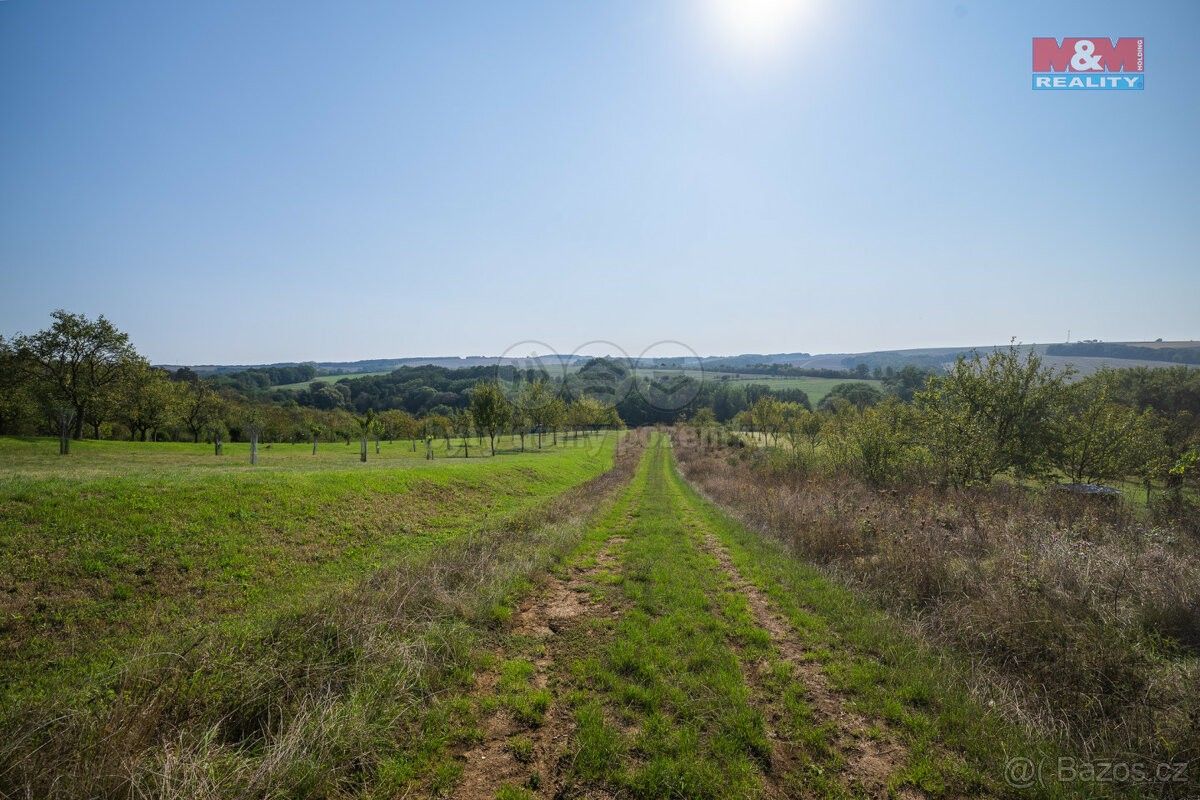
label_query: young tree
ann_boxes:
[243,407,264,465]
[827,399,916,486]
[470,381,511,456]
[309,421,323,455]
[511,405,531,452]
[779,403,811,458]
[12,310,140,439]
[452,409,474,457]
[749,396,785,445]
[1052,377,1163,484]
[690,407,717,448]
[521,380,554,449]
[425,413,453,452]
[799,409,824,455]
[354,409,377,462]
[545,396,567,446]
[177,378,222,443]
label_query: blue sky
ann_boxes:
[1,1,1196,364]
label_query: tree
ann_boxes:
[12,310,139,439]
[545,396,567,446]
[470,381,511,456]
[748,396,785,445]
[817,382,884,412]
[1047,376,1159,484]
[452,409,474,457]
[690,407,717,448]
[354,409,377,462]
[521,380,555,449]
[779,403,812,459]
[0,337,39,435]
[177,377,222,443]
[827,399,916,486]
[378,409,418,447]
[915,345,1069,486]
[511,405,531,452]
[243,407,264,465]
[566,397,606,440]
[118,361,176,442]
[425,413,453,452]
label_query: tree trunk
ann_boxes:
[375,437,381,455]
[215,434,223,456]
[360,437,368,462]
[250,434,258,465]
[489,434,495,456]
[312,435,318,455]
[72,406,85,440]
[59,411,71,455]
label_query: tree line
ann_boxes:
[697,346,1199,510]
[0,311,623,458]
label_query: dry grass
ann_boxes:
[673,433,1200,779]
[0,434,646,799]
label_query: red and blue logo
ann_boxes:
[1032,37,1144,90]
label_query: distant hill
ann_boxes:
[159,341,1199,380]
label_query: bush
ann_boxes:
[672,433,1200,774]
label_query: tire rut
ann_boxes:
[699,531,925,800]
[453,534,628,800]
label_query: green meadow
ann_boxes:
[0,434,617,704]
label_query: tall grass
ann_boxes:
[673,433,1200,786]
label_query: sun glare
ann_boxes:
[702,0,813,62]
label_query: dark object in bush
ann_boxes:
[1056,483,1122,498]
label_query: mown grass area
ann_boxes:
[272,370,394,390]
[0,434,645,798]
[0,434,617,705]
[716,374,881,404]
[640,368,882,406]
[0,433,592,478]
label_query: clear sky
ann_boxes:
[2,1,1197,364]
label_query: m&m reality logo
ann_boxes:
[1032,37,1144,90]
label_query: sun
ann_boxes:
[701,0,813,62]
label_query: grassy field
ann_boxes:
[715,374,880,403]
[0,434,617,705]
[272,370,394,390]
[452,435,1085,798]
[3,431,1180,797]
[637,367,882,405]
[0,433,590,478]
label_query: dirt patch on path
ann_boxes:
[700,533,924,800]
[454,536,628,800]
